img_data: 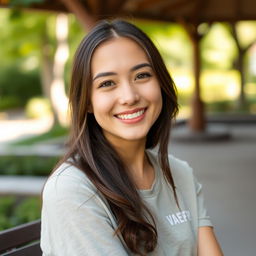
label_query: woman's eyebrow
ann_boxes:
[131,63,152,71]
[93,71,117,81]
[92,63,152,81]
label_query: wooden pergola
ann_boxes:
[1,0,256,133]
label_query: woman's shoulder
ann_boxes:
[42,162,98,203]
[168,154,195,184]
[147,150,193,171]
[168,154,193,173]
[147,150,194,182]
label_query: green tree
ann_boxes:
[0,7,84,125]
[137,21,191,69]
[229,21,256,107]
[201,23,237,70]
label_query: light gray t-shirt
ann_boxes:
[41,150,212,256]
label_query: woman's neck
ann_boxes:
[109,139,155,189]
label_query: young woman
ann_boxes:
[41,20,223,256]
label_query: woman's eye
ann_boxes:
[99,80,115,88]
[135,72,152,80]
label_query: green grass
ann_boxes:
[0,155,59,176]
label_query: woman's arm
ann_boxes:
[198,226,224,256]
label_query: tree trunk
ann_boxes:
[50,13,69,126]
[40,25,59,124]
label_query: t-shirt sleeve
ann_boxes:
[41,171,129,256]
[193,175,213,227]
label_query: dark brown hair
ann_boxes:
[56,19,178,256]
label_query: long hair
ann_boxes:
[56,19,178,256]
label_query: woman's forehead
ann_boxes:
[91,37,150,74]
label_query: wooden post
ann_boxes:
[181,21,206,132]
[188,33,206,131]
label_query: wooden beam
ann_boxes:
[234,0,242,20]
[117,10,256,23]
[0,0,9,4]
[87,0,101,14]
[58,0,96,30]
[160,0,203,25]
[161,0,194,14]
[136,0,170,11]
[107,0,127,14]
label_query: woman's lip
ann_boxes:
[115,108,147,124]
[115,107,147,116]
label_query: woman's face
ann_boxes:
[90,36,162,146]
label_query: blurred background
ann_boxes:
[0,0,256,255]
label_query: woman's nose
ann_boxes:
[118,83,140,105]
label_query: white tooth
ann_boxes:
[117,109,145,120]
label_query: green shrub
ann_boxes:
[0,196,41,231]
[0,155,59,176]
[0,96,21,110]
[0,215,11,230]
[0,196,16,215]
[14,197,41,224]
[206,100,234,112]
[0,196,16,230]
[0,65,42,110]
[206,99,256,113]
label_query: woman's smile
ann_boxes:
[115,107,147,123]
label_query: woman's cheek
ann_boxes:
[143,83,162,104]
[91,93,114,117]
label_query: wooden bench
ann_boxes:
[0,220,42,256]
